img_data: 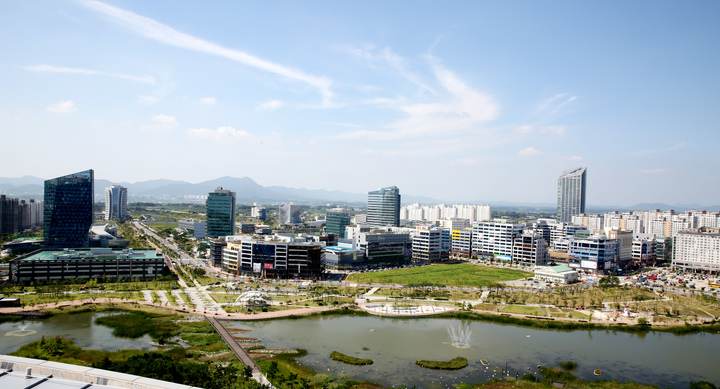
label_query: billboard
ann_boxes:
[494,254,511,261]
[263,263,274,269]
[581,260,597,269]
[253,263,261,273]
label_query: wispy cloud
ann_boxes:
[140,114,179,131]
[344,45,437,95]
[27,64,155,84]
[255,100,283,111]
[81,0,334,106]
[187,126,253,141]
[452,158,480,166]
[199,97,216,105]
[518,147,542,156]
[534,93,577,117]
[46,100,77,114]
[338,56,498,141]
[633,141,686,156]
[640,168,671,174]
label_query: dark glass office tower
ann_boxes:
[43,169,94,247]
[206,187,236,238]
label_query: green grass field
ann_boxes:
[346,263,531,287]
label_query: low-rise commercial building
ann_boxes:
[222,240,322,279]
[534,265,579,284]
[9,248,166,283]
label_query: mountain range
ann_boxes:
[2,176,719,211]
[0,176,438,204]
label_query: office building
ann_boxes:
[222,240,322,278]
[367,186,400,227]
[451,228,473,257]
[557,167,587,223]
[412,226,443,263]
[568,235,619,274]
[251,203,267,221]
[279,203,301,224]
[205,187,236,238]
[104,185,128,221]
[0,195,20,234]
[512,232,550,266]
[472,219,525,260]
[178,218,206,239]
[326,211,351,237]
[43,169,94,248]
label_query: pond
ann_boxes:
[0,312,156,355]
[224,315,719,389]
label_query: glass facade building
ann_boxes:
[557,167,587,224]
[326,211,351,237]
[206,187,236,238]
[367,186,401,227]
[43,169,94,248]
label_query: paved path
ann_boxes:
[141,290,153,304]
[156,290,170,306]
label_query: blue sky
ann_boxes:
[2,1,719,206]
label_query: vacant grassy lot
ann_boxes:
[346,263,531,287]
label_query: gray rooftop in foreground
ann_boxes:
[0,355,201,389]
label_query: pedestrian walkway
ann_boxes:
[156,290,170,306]
[141,290,153,304]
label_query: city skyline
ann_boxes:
[2,1,719,206]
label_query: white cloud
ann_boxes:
[452,158,480,166]
[27,64,155,84]
[46,100,77,114]
[541,126,566,135]
[187,126,252,141]
[640,168,671,174]
[199,97,216,105]
[255,100,284,111]
[140,114,179,131]
[516,125,534,134]
[518,147,542,156]
[82,0,334,106]
[569,156,583,161]
[339,57,498,141]
[137,96,160,105]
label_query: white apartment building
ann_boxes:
[672,228,720,273]
[400,203,491,224]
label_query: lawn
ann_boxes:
[346,263,532,288]
[500,305,546,316]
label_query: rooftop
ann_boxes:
[16,248,161,262]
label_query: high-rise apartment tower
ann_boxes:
[557,167,587,224]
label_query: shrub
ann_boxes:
[330,351,373,365]
[415,357,468,370]
[558,360,578,371]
